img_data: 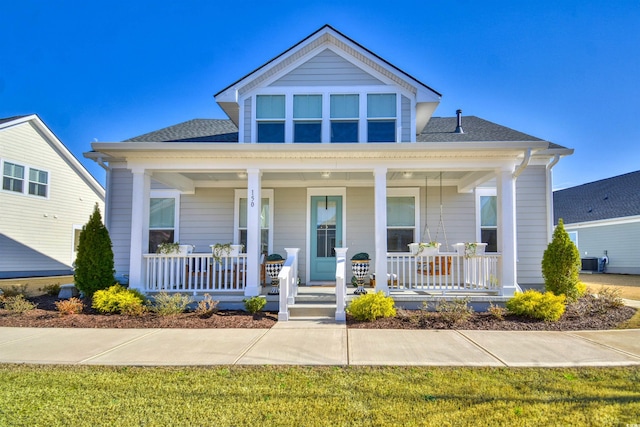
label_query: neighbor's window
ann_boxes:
[480,195,497,252]
[2,162,25,193]
[330,94,359,143]
[149,197,176,253]
[294,95,322,142]
[387,195,416,252]
[28,168,48,197]
[256,95,285,143]
[367,93,396,142]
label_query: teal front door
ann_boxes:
[310,195,343,281]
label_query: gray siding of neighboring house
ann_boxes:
[565,221,640,275]
[270,49,384,87]
[107,168,133,279]
[516,166,548,285]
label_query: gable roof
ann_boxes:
[0,115,105,199]
[553,170,640,224]
[124,115,562,148]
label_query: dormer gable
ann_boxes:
[215,25,441,142]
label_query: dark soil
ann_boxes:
[0,294,636,330]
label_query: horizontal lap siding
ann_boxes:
[108,168,133,276]
[347,188,375,260]
[566,221,640,274]
[0,122,104,276]
[422,186,475,251]
[516,166,548,285]
[180,188,234,252]
[274,188,306,279]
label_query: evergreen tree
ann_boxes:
[541,218,582,301]
[74,203,115,297]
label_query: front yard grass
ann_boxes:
[0,365,638,426]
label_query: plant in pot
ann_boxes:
[408,242,441,257]
[210,243,243,264]
[156,242,194,255]
[351,252,370,295]
[453,242,487,258]
[264,253,285,295]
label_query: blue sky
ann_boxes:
[2,0,638,190]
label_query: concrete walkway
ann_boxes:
[1,323,639,367]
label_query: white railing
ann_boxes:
[143,253,247,294]
[386,252,500,293]
[334,248,348,321]
[278,248,300,321]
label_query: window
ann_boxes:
[2,162,24,193]
[294,95,322,142]
[387,189,419,252]
[367,94,396,142]
[478,191,497,252]
[149,197,176,253]
[330,94,359,142]
[256,95,285,142]
[235,189,274,255]
[2,161,49,197]
[28,168,48,197]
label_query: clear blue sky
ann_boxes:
[2,0,638,190]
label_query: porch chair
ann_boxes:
[417,256,452,276]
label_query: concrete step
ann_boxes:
[289,302,336,318]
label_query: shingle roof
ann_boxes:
[125,115,563,147]
[553,170,640,224]
[125,119,238,142]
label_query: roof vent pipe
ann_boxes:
[454,109,464,134]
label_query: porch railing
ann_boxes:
[386,252,500,293]
[143,253,247,294]
[277,248,300,321]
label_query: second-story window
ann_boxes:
[330,94,359,143]
[294,95,322,142]
[367,93,396,142]
[2,162,24,193]
[28,168,48,197]
[256,95,285,143]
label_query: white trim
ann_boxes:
[234,188,275,254]
[0,158,51,200]
[149,189,181,244]
[475,188,497,244]
[71,224,83,264]
[306,187,347,284]
[563,215,640,229]
[387,187,420,244]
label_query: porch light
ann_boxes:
[402,171,413,178]
[321,171,331,178]
[237,171,247,179]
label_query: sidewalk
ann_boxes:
[1,323,639,367]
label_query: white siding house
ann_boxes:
[86,25,572,317]
[554,170,640,275]
[0,115,105,278]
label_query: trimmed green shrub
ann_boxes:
[92,285,146,316]
[347,291,396,322]
[542,219,582,302]
[506,290,566,322]
[150,292,192,316]
[74,204,115,297]
[2,295,37,313]
[243,296,266,314]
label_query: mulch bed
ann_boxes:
[0,294,636,330]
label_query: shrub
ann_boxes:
[0,284,29,297]
[2,295,37,313]
[347,291,396,322]
[40,283,61,296]
[487,302,505,321]
[55,298,84,315]
[74,203,115,297]
[542,219,582,302]
[432,297,474,324]
[506,290,566,322]
[244,296,266,314]
[150,292,192,316]
[92,285,146,316]
[195,294,219,318]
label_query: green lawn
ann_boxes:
[0,365,638,426]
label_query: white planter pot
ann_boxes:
[408,242,440,257]
[177,245,194,255]
[454,243,487,257]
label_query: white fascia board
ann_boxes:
[564,215,640,229]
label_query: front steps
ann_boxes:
[288,287,338,320]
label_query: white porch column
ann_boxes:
[128,168,150,292]
[373,167,389,295]
[245,169,262,296]
[497,169,518,296]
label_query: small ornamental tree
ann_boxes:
[542,218,582,302]
[74,203,115,297]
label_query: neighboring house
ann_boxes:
[0,115,105,279]
[554,170,640,275]
[85,25,572,312]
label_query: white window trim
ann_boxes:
[72,224,83,263]
[387,187,420,245]
[476,188,497,244]
[247,86,409,143]
[149,189,181,243]
[234,189,274,254]
[1,159,50,199]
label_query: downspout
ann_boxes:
[512,148,532,178]
[545,154,561,242]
